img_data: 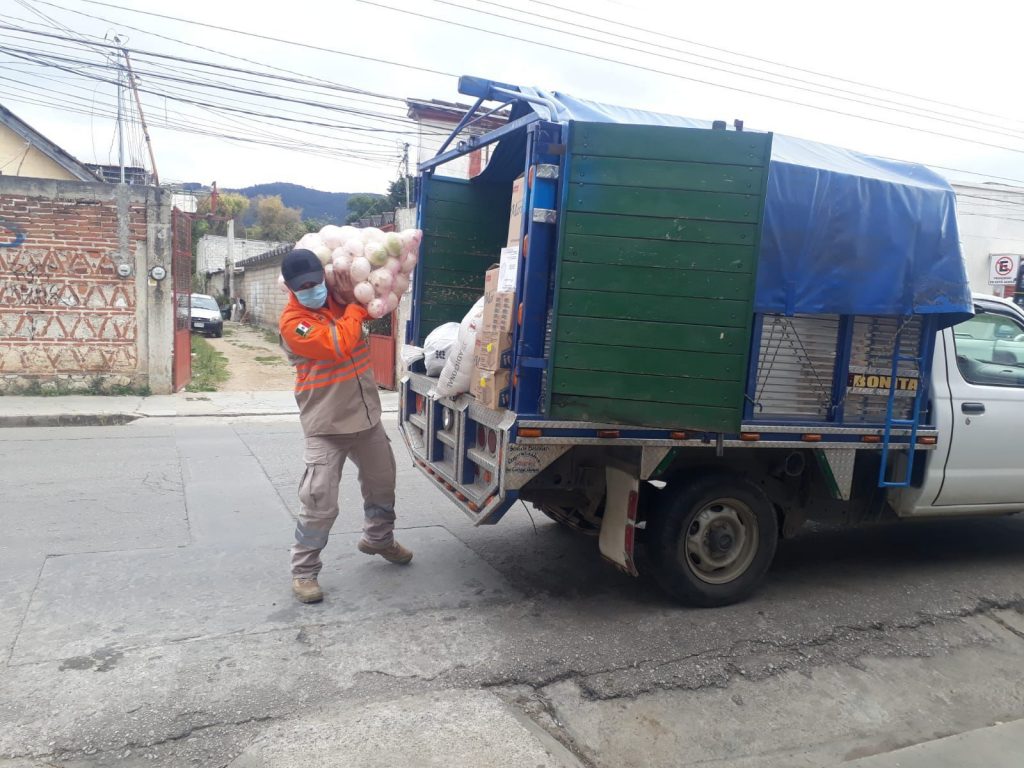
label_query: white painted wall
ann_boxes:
[954,182,1024,297]
[196,235,288,274]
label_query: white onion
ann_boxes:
[368,268,394,296]
[350,256,372,283]
[384,292,400,313]
[366,298,388,319]
[353,281,374,304]
[364,241,388,268]
[312,245,332,265]
[319,225,344,249]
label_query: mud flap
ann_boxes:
[599,463,640,577]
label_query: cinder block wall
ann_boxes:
[234,250,287,336]
[0,178,173,393]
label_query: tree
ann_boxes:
[303,217,327,234]
[248,195,305,242]
[386,175,412,209]
[345,193,387,224]
[194,192,249,236]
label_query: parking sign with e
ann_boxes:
[990,254,1021,286]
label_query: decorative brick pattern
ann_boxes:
[0,191,146,391]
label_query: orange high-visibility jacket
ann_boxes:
[279,294,381,436]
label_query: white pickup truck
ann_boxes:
[894,293,1024,516]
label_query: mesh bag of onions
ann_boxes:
[278,224,421,319]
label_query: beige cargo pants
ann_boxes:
[291,421,397,578]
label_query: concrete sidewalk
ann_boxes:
[843,719,1024,767]
[0,389,400,427]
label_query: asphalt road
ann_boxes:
[2,416,1024,767]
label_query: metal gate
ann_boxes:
[171,208,192,391]
[366,312,397,390]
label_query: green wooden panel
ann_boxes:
[565,211,757,246]
[570,156,764,194]
[554,368,742,408]
[425,216,504,242]
[559,290,749,327]
[423,198,503,225]
[555,342,744,380]
[425,177,510,206]
[556,316,748,354]
[417,176,509,344]
[422,284,481,306]
[549,395,737,432]
[422,236,496,264]
[419,267,485,290]
[419,303,475,330]
[564,234,754,273]
[560,261,751,300]
[568,185,760,223]
[571,123,772,166]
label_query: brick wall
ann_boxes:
[0,178,173,394]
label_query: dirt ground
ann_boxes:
[204,321,296,391]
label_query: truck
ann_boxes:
[399,76,1024,607]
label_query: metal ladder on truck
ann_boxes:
[877,317,927,488]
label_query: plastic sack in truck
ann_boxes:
[433,297,486,398]
[422,322,460,377]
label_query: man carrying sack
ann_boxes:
[279,248,413,604]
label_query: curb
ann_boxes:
[0,407,399,428]
[0,413,141,428]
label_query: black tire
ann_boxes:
[646,473,778,607]
[538,503,601,536]
[212,328,223,338]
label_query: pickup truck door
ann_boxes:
[933,306,1024,506]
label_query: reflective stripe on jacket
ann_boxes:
[279,293,382,436]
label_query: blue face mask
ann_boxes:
[295,281,328,308]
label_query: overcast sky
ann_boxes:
[2,0,1021,196]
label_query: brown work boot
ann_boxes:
[292,577,323,603]
[357,539,413,565]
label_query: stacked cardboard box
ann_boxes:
[472,246,519,409]
[471,177,525,409]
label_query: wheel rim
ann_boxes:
[682,497,759,585]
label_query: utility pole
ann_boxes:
[226,218,235,312]
[403,142,411,209]
[121,47,159,186]
[114,36,125,184]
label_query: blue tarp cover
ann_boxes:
[481,89,973,324]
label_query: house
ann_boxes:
[406,98,508,180]
[1,103,178,394]
[0,103,99,182]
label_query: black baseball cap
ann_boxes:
[281,249,324,291]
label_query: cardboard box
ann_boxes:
[507,174,525,247]
[471,366,511,410]
[482,266,516,333]
[498,245,519,293]
[474,330,513,371]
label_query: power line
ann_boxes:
[0,18,411,109]
[529,0,1024,130]
[444,0,1024,142]
[0,42,426,131]
[359,0,1024,158]
[71,0,459,79]
[0,45,439,151]
[0,84,403,167]
[0,31,454,140]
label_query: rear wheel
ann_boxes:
[538,502,601,536]
[647,474,777,607]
